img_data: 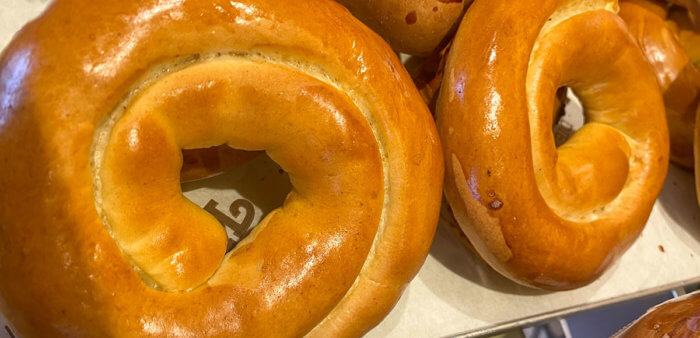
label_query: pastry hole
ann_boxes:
[180,149,292,253]
[553,87,585,147]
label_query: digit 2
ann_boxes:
[204,199,255,243]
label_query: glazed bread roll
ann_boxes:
[614,291,700,337]
[437,0,669,289]
[0,0,443,336]
[336,0,471,56]
[620,0,700,168]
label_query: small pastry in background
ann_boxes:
[614,291,700,337]
[335,0,471,56]
[620,0,700,168]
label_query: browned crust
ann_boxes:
[437,0,668,289]
[615,291,700,337]
[0,0,443,336]
[621,0,700,169]
[335,0,471,56]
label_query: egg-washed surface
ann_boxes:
[0,1,698,338]
[438,0,669,289]
[336,0,472,56]
[0,0,443,336]
[614,291,700,337]
[620,0,700,169]
[93,56,385,292]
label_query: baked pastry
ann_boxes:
[335,0,471,56]
[614,291,700,337]
[620,0,700,168]
[437,0,669,289]
[0,0,443,335]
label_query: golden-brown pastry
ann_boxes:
[437,0,669,289]
[614,291,700,337]
[620,0,700,168]
[335,0,471,56]
[0,0,443,336]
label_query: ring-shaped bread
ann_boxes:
[437,0,669,289]
[0,0,443,335]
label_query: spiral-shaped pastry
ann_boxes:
[437,0,669,289]
[0,0,443,335]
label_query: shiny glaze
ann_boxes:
[615,291,700,337]
[0,0,443,336]
[336,0,471,56]
[437,0,668,289]
[99,59,385,293]
[620,0,700,168]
